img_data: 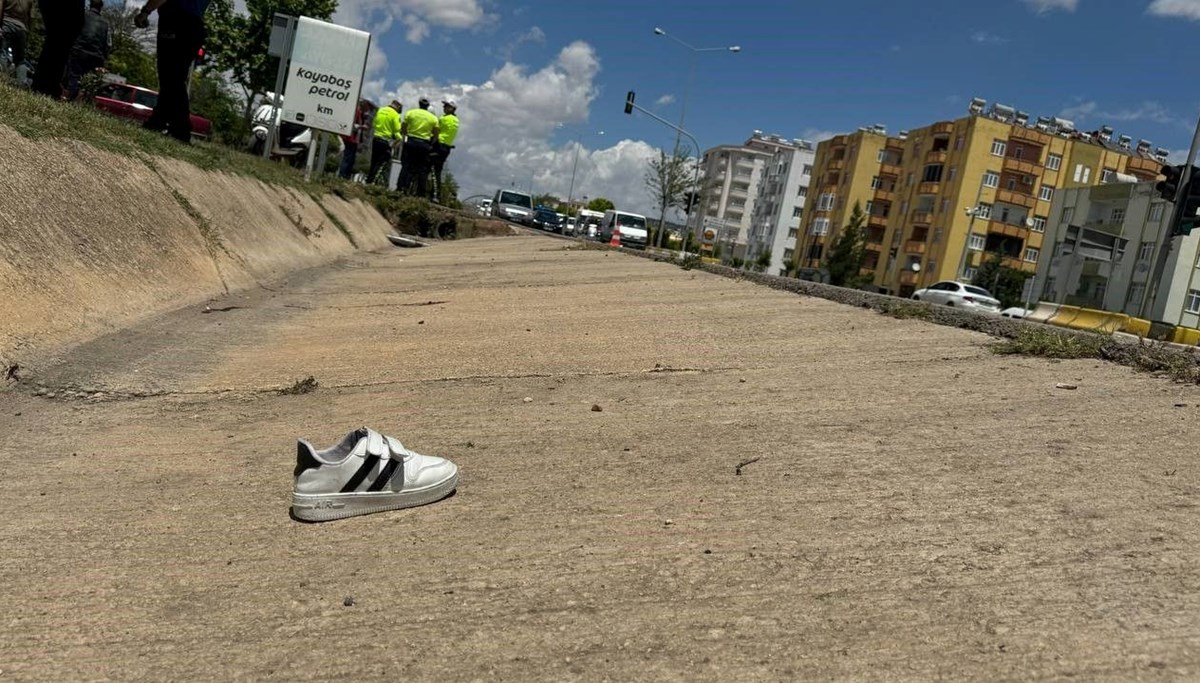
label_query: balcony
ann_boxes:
[867,214,889,229]
[1003,157,1041,175]
[1125,155,1162,177]
[829,134,849,146]
[873,188,896,203]
[987,221,1030,240]
[904,240,927,254]
[886,138,905,151]
[925,150,948,164]
[931,122,955,135]
[899,271,919,286]
[864,240,884,252]
[911,211,933,225]
[859,266,878,277]
[1010,127,1051,146]
[878,163,901,177]
[995,188,1036,209]
[918,182,941,195]
[827,158,845,172]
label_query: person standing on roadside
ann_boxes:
[134,0,210,143]
[430,98,459,203]
[338,98,374,180]
[30,0,84,98]
[66,0,112,101]
[1,0,34,76]
[368,99,402,185]
[397,97,438,198]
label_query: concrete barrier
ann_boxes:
[1120,317,1152,337]
[1171,326,1200,346]
[1025,302,1061,324]
[1045,305,1128,334]
[0,125,394,368]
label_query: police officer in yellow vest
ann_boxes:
[369,99,402,185]
[397,97,440,197]
[430,99,460,203]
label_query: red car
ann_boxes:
[92,82,212,140]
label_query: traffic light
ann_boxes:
[1176,177,1200,236]
[1156,163,1183,201]
[624,91,635,115]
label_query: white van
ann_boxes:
[599,210,648,249]
[491,189,534,225]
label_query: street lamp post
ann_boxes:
[562,127,604,210]
[653,27,740,248]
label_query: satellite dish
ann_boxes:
[911,262,921,272]
[1025,217,1035,228]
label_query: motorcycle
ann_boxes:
[249,93,313,168]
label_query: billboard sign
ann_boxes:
[281,17,371,135]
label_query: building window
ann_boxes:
[948,166,958,182]
[1031,215,1047,233]
[991,139,1006,156]
[923,165,944,183]
[955,135,964,151]
[876,150,886,163]
[933,228,943,243]
[796,186,808,198]
[787,227,798,239]
[1128,284,1145,305]
[1101,168,1116,183]
[941,199,951,213]
[811,218,831,236]
[964,267,978,280]
[793,206,803,218]
[975,203,993,219]
[1149,204,1164,221]
[983,171,1000,188]
[1139,241,1155,261]
[817,193,835,211]
[1061,206,1073,224]
[926,259,937,273]
[783,248,795,262]
[871,176,882,189]
[1188,290,1200,314]
[900,201,909,215]
[1013,145,1024,160]
[1073,165,1091,183]
[1024,247,1040,263]
[907,172,914,187]
[1046,154,1062,171]
[969,234,986,250]
[803,164,813,176]
[1111,208,1125,223]
[1040,185,1055,202]
[865,201,875,215]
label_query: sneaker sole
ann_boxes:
[290,472,458,522]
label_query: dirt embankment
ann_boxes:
[0,124,395,370]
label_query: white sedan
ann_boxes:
[912,281,1002,313]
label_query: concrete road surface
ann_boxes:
[2,236,1198,681]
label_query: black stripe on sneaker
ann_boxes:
[341,455,380,492]
[367,459,401,492]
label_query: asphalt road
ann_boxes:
[2,235,1198,681]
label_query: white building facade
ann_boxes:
[1036,181,1200,326]
[746,139,815,275]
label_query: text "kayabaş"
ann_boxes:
[296,67,354,101]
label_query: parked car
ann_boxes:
[491,189,535,225]
[598,209,648,249]
[477,199,493,216]
[532,206,564,232]
[912,281,1002,313]
[92,82,213,140]
[1000,307,1030,318]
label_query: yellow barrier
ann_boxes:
[1120,317,1152,337]
[1025,302,1061,324]
[1047,305,1129,334]
[1171,326,1200,346]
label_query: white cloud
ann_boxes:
[335,0,488,44]
[380,42,665,215]
[1022,0,1078,13]
[1148,0,1200,20]
[1060,100,1182,126]
[970,31,1007,44]
[801,129,839,143]
[654,94,676,107]
[1059,100,1098,120]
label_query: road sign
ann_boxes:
[281,17,371,135]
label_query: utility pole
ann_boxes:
[623,91,702,257]
[1141,109,1200,322]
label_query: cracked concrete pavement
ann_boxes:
[2,235,1199,681]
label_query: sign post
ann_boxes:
[281,17,371,138]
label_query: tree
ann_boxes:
[100,4,158,88]
[972,253,1031,309]
[438,171,463,209]
[754,249,772,273]
[533,193,561,208]
[203,0,338,120]
[586,197,614,212]
[824,202,871,288]
[645,147,695,248]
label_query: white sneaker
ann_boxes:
[291,427,459,522]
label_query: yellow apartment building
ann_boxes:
[794,99,1166,297]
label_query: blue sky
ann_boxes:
[335,0,1200,210]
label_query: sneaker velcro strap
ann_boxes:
[384,435,409,460]
[364,428,387,457]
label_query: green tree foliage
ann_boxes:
[754,249,772,273]
[203,0,338,117]
[438,171,462,209]
[533,193,561,208]
[98,4,159,87]
[586,197,614,212]
[972,253,1032,309]
[645,147,695,248]
[189,72,250,145]
[824,202,871,288]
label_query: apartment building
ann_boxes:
[695,132,810,260]
[795,99,1167,297]
[745,139,816,275]
[1035,181,1200,326]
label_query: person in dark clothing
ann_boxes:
[66,0,111,100]
[135,0,209,143]
[30,0,84,98]
[1,0,34,71]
